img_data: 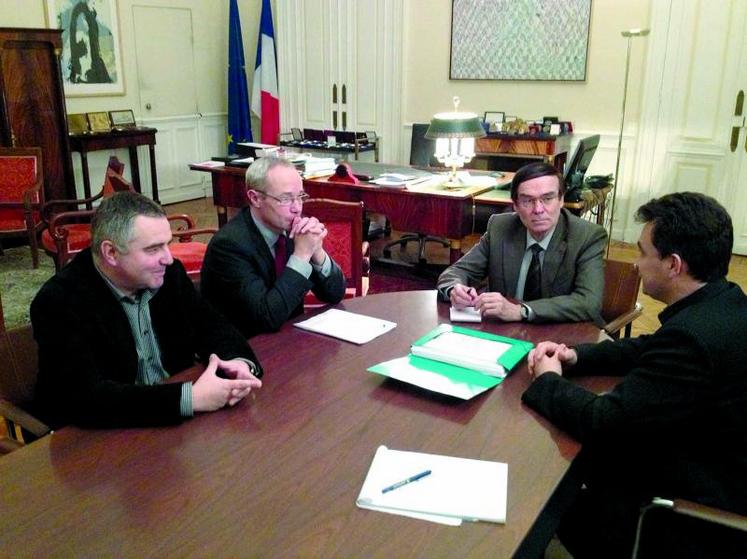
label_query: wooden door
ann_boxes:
[0,28,75,200]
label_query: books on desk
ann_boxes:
[368,324,533,399]
[356,445,508,526]
[294,308,396,344]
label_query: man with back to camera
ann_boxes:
[437,162,607,324]
[200,157,345,337]
[523,192,747,558]
[31,191,263,429]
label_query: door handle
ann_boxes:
[731,90,744,153]
[333,110,338,129]
[332,83,337,104]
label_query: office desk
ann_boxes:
[69,127,160,206]
[0,291,612,558]
[189,162,512,262]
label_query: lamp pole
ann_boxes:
[607,28,650,257]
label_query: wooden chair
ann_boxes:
[303,198,370,308]
[166,213,217,285]
[632,497,747,558]
[41,156,128,269]
[0,296,51,453]
[601,259,643,338]
[0,147,45,268]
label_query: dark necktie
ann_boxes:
[524,244,543,301]
[274,234,287,278]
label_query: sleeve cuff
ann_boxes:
[287,255,312,278]
[311,251,331,276]
[180,382,193,417]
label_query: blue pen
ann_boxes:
[381,469,432,494]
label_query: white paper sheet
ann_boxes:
[449,306,482,322]
[293,308,396,344]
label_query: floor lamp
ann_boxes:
[607,28,650,256]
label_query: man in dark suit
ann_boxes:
[524,192,747,558]
[437,162,607,324]
[201,157,345,337]
[31,192,262,429]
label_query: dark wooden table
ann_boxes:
[189,161,513,263]
[0,291,611,558]
[69,127,159,206]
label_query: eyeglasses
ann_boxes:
[259,191,310,206]
[516,193,559,209]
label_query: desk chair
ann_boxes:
[0,313,51,453]
[41,156,127,269]
[303,198,369,308]
[601,259,643,338]
[0,147,45,269]
[632,497,747,559]
[382,124,449,264]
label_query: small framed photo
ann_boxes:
[365,130,378,141]
[109,109,136,128]
[86,111,111,133]
[67,113,89,135]
[483,111,505,124]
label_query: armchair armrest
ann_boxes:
[171,227,218,243]
[42,192,104,221]
[0,398,51,439]
[603,302,643,337]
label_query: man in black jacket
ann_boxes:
[523,192,747,558]
[31,192,262,429]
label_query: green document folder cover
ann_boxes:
[367,324,533,400]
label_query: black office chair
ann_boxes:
[382,124,450,264]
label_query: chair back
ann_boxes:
[0,147,43,205]
[304,198,366,296]
[410,123,439,167]
[602,259,643,338]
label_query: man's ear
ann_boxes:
[247,189,261,208]
[99,240,119,267]
[669,253,686,277]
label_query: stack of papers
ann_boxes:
[356,445,508,526]
[301,157,336,178]
[367,324,533,399]
[371,173,435,188]
[294,308,396,344]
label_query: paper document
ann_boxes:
[449,306,482,323]
[294,308,396,344]
[356,446,508,525]
[410,324,533,378]
[193,160,225,168]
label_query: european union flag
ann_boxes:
[227,0,252,153]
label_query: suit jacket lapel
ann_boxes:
[502,220,526,297]
[542,212,569,295]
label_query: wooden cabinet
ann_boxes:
[0,28,75,200]
[276,0,403,162]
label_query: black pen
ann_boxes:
[381,469,432,494]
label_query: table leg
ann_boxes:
[79,151,93,210]
[449,239,462,264]
[128,145,142,195]
[217,206,227,228]
[148,144,159,203]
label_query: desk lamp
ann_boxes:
[425,96,486,188]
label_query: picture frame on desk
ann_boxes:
[484,111,505,124]
[86,111,112,133]
[45,0,125,97]
[67,113,89,135]
[109,109,136,128]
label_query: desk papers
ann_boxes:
[449,306,482,322]
[356,446,508,526]
[294,308,396,344]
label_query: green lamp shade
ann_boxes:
[425,113,486,139]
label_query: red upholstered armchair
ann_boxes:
[303,198,369,308]
[167,214,217,285]
[0,147,45,268]
[41,157,130,270]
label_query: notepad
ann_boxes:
[356,445,508,525]
[294,308,396,344]
[449,306,482,323]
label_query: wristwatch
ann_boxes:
[519,303,530,322]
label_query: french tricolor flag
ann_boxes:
[251,0,280,145]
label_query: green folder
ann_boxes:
[367,324,533,400]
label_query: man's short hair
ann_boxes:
[635,192,733,282]
[92,191,166,256]
[245,157,299,192]
[510,162,565,201]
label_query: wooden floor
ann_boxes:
[165,196,747,337]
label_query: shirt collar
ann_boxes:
[658,277,729,324]
[525,225,557,252]
[93,258,156,303]
[250,208,283,250]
